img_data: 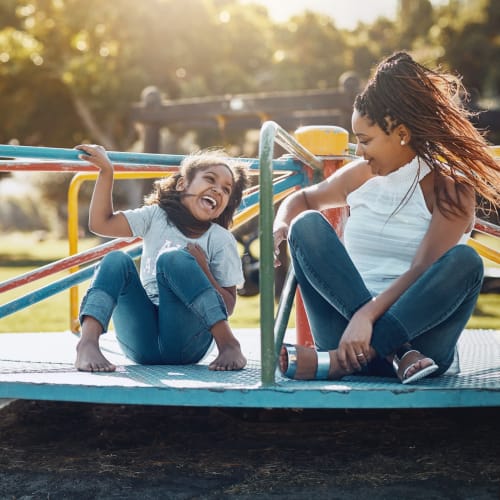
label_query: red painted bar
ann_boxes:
[0,238,141,294]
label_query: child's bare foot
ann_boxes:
[75,337,116,372]
[279,345,351,380]
[75,316,116,372]
[208,320,247,371]
[209,342,247,371]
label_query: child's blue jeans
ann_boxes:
[79,249,227,364]
[288,211,484,377]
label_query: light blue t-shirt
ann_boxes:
[123,204,244,304]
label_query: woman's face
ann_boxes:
[351,109,414,175]
[177,164,234,221]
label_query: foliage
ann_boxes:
[0,0,498,150]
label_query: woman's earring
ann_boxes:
[400,139,405,146]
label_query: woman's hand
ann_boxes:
[76,144,113,173]
[337,311,374,371]
[272,222,289,267]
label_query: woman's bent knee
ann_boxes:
[446,245,484,280]
[290,210,331,240]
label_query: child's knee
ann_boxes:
[102,250,133,267]
[156,247,191,273]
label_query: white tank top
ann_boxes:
[344,156,469,295]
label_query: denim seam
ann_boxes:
[157,271,227,330]
[393,274,483,343]
[79,288,116,333]
[289,235,369,319]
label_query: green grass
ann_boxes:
[0,232,499,333]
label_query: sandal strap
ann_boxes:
[315,351,331,379]
[283,344,297,378]
[282,345,331,380]
[393,349,436,382]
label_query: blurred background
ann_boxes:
[1,0,499,230]
[0,0,499,331]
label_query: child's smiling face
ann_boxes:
[177,164,234,221]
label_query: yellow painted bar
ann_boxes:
[294,125,350,157]
[67,171,171,332]
[468,238,500,264]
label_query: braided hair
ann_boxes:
[354,51,500,218]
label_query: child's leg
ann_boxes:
[76,251,159,371]
[155,248,246,370]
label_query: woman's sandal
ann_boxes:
[392,349,438,384]
[280,344,335,380]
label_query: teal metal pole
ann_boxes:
[258,121,277,386]
[0,145,186,166]
[274,268,297,357]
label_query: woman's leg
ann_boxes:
[283,211,388,378]
[155,248,246,370]
[288,211,373,351]
[76,251,161,371]
[370,244,484,375]
[285,212,483,380]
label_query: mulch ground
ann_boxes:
[0,399,499,499]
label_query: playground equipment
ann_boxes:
[0,122,499,408]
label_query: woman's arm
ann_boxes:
[76,144,133,238]
[273,158,370,263]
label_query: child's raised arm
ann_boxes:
[76,144,133,238]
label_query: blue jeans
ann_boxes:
[288,211,484,377]
[79,249,227,364]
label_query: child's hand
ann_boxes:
[75,144,113,173]
[186,243,209,272]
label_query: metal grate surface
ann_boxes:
[0,329,499,409]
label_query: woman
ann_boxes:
[273,52,500,384]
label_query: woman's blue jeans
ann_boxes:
[79,249,227,364]
[288,211,484,377]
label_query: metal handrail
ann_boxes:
[258,121,326,386]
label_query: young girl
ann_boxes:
[273,51,500,384]
[75,145,248,373]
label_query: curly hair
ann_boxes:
[145,149,249,237]
[354,51,500,218]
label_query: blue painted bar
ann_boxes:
[0,382,498,409]
[239,170,307,211]
[0,247,142,319]
[0,144,304,172]
[0,144,185,166]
